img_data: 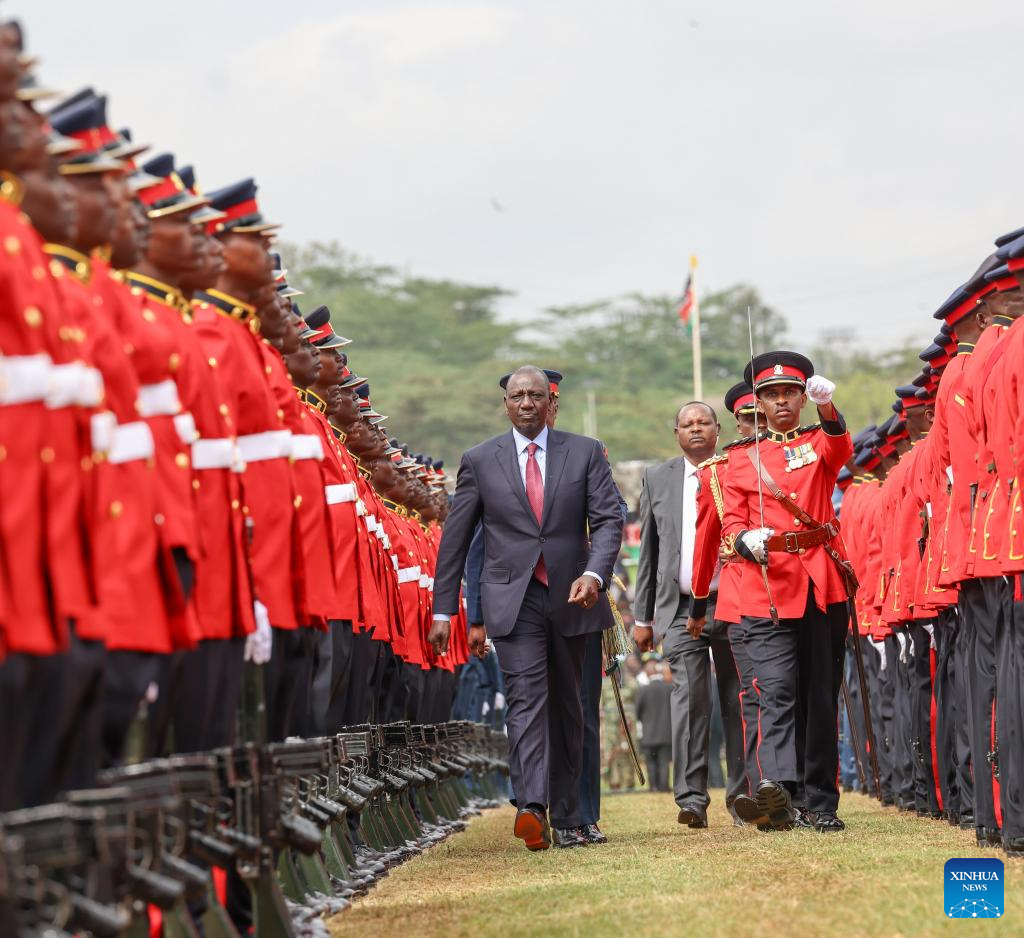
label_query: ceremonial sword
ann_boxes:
[746,307,780,625]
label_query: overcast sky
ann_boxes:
[16,0,1024,350]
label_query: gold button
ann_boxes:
[154,513,165,526]
[110,500,123,518]
[219,404,229,416]
[142,308,156,323]
[242,505,249,514]
[294,495,303,508]
[231,499,240,510]
[793,518,801,526]
[40,446,55,463]
[49,259,64,278]
[276,408,284,420]
[265,366,272,376]
[175,453,189,469]
[192,479,200,490]
[80,456,92,471]
[92,450,106,463]
[4,235,19,254]
[169,353,181,372]
[131,287,143,297]
[208,357,217,368]
[23,306,42,327]
[790,492,798,499]
[798,548,806,555]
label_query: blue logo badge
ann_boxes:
[944,858,1004,918]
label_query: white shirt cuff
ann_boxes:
[433,613,453,622]
[634,621,652,629]
[583,570,604,587]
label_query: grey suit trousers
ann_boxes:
[493,578,589,828]
[662,594,746,811]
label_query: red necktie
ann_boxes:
[526,443,548,585]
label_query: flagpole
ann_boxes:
[690,255,702,400]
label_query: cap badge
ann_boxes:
[773,364,783,375]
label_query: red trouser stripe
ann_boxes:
[929,646,943,812]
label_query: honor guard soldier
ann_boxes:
[715,351,853,832]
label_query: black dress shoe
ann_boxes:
[813,812,846,833]
[755,780,796,831]
[579,823,607,844]
[959,813,975,830]
[677,804,708,828]
[552,827,588,848]
[1004,836,1024,857]
[732,793,769,826]
[793,808,814,830]
[513,807,551,852]
[976,826,1002,848]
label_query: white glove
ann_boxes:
[868,637,886,670]
[481,701,491,717]
[896,630,908,665]
[805,374,835,405]
[494,692,506,710]
[245,600,273,665]
[924,623,936,650]
[739,527,775,564]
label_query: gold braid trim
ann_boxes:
[709,463,726,522]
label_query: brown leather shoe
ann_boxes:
[513,807,551,851]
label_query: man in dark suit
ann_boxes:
[430,365,624,851]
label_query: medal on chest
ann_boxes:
[783,442,817,472]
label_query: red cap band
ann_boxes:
[754,364,806,386]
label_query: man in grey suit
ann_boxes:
[633,402,746,828]
[429,366,624,852]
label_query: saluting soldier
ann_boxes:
[712,351,853,832]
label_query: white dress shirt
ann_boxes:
[511,425,548,485]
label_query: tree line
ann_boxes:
[287,242,925,465]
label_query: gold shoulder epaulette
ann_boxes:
[697,453,729,469]
[723,435,757,451]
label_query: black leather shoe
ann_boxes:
[946,810,960,827]
[1004,836,1024,857]
[959,813,975,830]
[976,826,1002,848]
[513,807,550,852]
[813,812,846,833]
[732,793,769,827]
[755,780,796,831]
[552,826,588,848]
[676,804,708,828]
[793,808,814,830]
[579,824,607,844]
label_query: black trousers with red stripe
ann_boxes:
[741,589,848,814]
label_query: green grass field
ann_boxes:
[329,791,1023,938]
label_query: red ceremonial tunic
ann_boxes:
[721,419,853,620]
[192,290,300,630]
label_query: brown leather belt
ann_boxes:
[766,521,839,554]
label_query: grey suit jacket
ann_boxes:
[633,456,691,644]
[433,428,624,639]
